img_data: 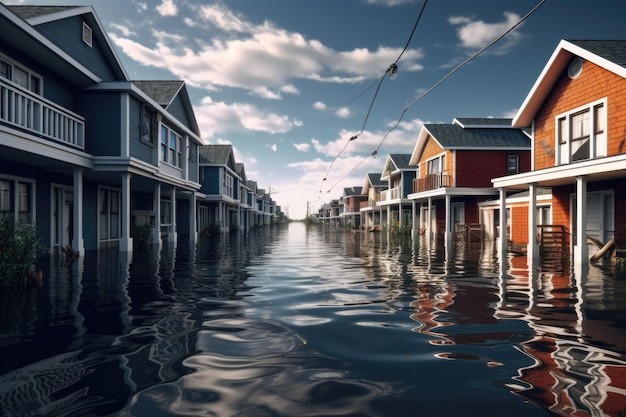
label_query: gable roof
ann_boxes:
[198,144,237,172]
[453,118,513,128]
[132,81,184,107]
[343,186,363,197]
[381,154,413,180]
[362,172,386,194]
[409,122,530,165]
[7,5,128,82]
[514,39,626,127]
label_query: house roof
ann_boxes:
[7,4,128,82]
[381,154,413,180]
[198,144,236,169]
[343,186,363,197]
[514,39,626,127]
[362,172,385,193]
[423,124,530,149]
[132,81,184,107]
[453,117,512,128]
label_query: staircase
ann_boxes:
[538,225,568,269]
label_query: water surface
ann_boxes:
[1,223,625,416]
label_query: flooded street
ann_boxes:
[1,222,625,417]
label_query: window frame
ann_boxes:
[98,187,121,242]
[0,54,43,95]
[82,22,93,47]
[426,153,446,175]
[0,175,35,224]
[555,98,607,165]
[506,154,519,175]
[159,123,183,168]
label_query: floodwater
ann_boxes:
[1,222,625,417]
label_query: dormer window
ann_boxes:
[82,22,93,47]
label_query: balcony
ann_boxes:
[380,186,401,202]
[1,79,85,149]
[413,173,451,193]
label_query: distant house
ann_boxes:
[492,39,626,265]
[360,173,387,230]
[407,118,530,247]
[378,154,416,227]
[0,5,202,252]
[340,186,366,228]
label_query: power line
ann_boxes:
[315,0,546,206]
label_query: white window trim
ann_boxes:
[82,22,93,47]
[159,123,183,169]
[98,186,121,243]
[0,174,36,225]
[555,97,607,165]
[426,152,446,175]
[0,52,43,94]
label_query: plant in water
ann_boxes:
[132,223,153,248]
[0,218,45,289]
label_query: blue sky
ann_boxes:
[7,0,626,218]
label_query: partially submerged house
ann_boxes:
[360,173,387,230]
[492,39,626,265]
[378,154,415,228]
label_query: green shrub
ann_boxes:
[0,218,45,289]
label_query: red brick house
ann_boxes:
[408,118,530,248]
[493,40,626,266]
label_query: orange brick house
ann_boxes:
[492,40,626,265]
[407,118,530,249]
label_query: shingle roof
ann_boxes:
[388,154,412,169]
[424,124,530,149]
[132,80,184,107]
[367,173,385,187]
[343,186,363,196]
[453,118,512,128]
[6,5,79,20]
[198,144,232,164]
[567,40,626,68]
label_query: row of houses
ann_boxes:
[0,4,283,255]
[317,39,626,267]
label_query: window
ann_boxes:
[225,173,233,197]
[160,199,172,225]
[0,56,42,94]
[506,155,519,174]
[140,104,153,144]
[0,177,34,224]
[427,154,446,174]
[82,22,93,47]
[160,124,183,168]
[556,99,606,164]
[99,188,121,241]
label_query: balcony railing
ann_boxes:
[413,173,451,193]
[1,79,85,149]
[380,186,401,202]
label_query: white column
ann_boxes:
[498,188,507,267]
[427,197,433,246]
[153,183,161,245]
[169,187,177,243]
[189,191,197,243]
[445,193,453,251]
[73,168,84,255]
[527,183,539,267]
[574,176,588,265]
[120,172,133,252]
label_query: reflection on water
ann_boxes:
[0,223,625,417]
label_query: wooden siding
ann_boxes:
[129,97,154,164]
[81,91,121,156]
[402,171,415,197]
[201,167,220,194]
[167,94,193,132]
[455,150,531,188]
[510,204,529,245]
[36,17,120,81]
[533,60,626,170]
[188,143,199,183]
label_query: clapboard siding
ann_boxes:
[81,92,121,156]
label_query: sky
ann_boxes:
[5,0,626,219]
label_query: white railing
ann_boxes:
[380,186,401,202]
[0,79,85,149]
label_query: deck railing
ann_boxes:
[0,79,85,149]
[380,186,401,202]
[413,173,451,193]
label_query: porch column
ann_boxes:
[527,183,539,267]
[169,187,177,243]
[411,200,417,238]
[189,191,197,243]
[498,188,507,267]
[427,197,433,246]
[574,176,588,265]
[120,172,133,252]
[445,193,453,251]
[153,183,161,245]
[387,206,391,227]
[72,168,84,255]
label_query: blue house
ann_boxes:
[0,4,202,253]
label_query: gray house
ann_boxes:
[0,4,202,253]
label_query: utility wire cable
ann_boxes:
[318,0,429,194]
[320,0,545,200]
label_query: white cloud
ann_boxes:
[313,101,328,111]
[269,144,278,152]
[156,0,177,16]
[366,0,416,5]
[449,12,524,54]
[195,96,295,139]
[110,3,425,99]
[109,23,136,37]
[294,143,311,152]
[335,107,350,118]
